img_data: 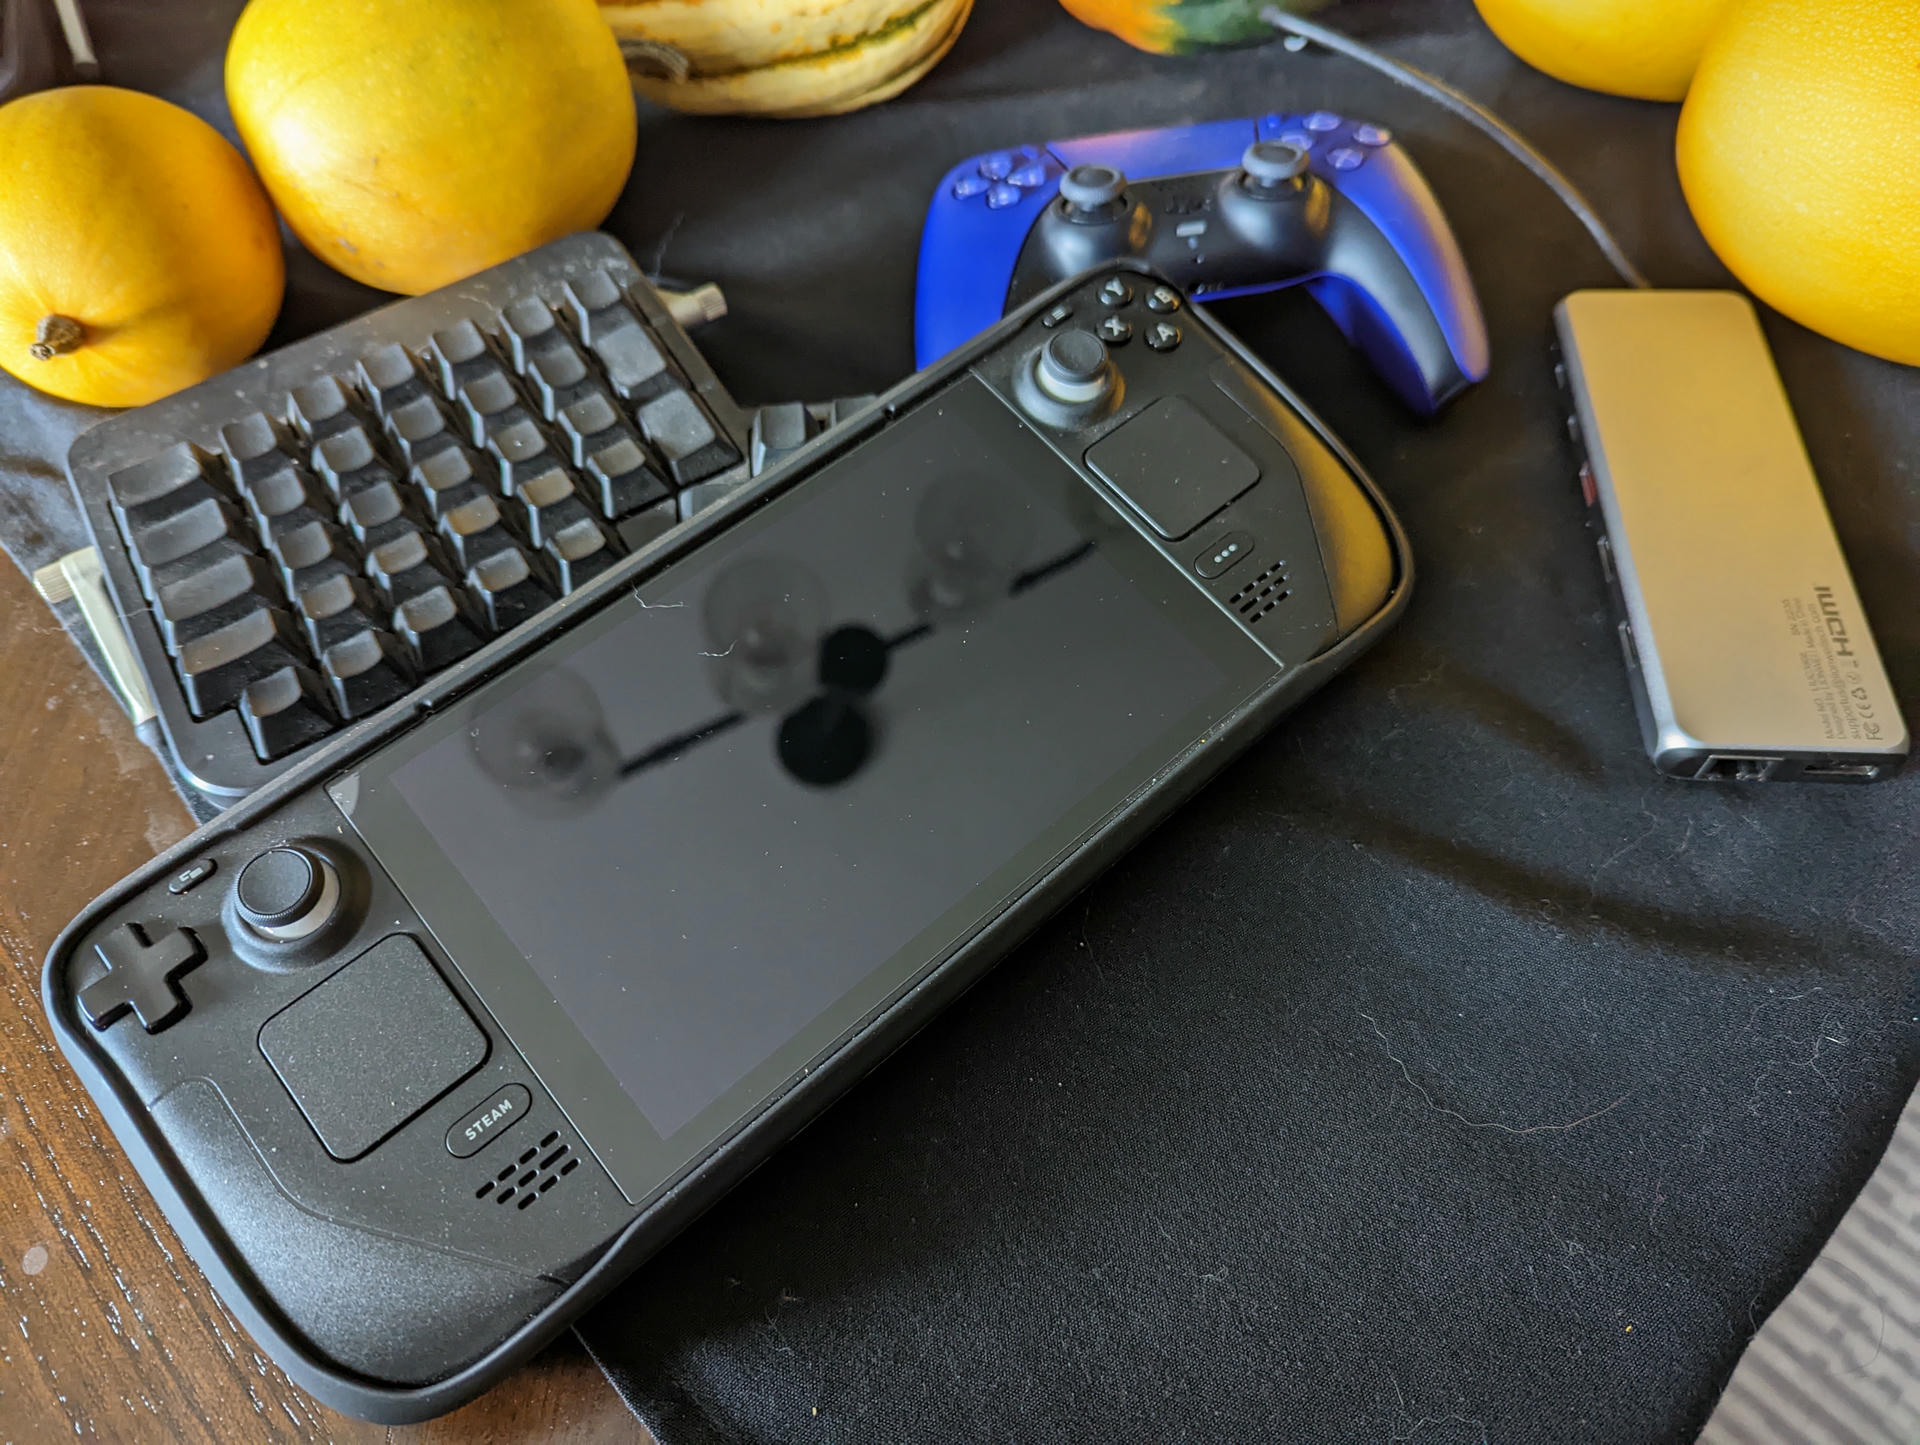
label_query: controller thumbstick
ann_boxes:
[1036,330,1114,405]
[236,845,341,942]
[1058,163,1128,219]
[1239,140,1309,194]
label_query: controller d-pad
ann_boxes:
[79,923,207,1034]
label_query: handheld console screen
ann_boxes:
[336,376,1275,1200]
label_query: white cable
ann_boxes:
[1258,7,1653,290]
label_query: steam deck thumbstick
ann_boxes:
[236,845,340,942]
[1058,163,1128,220]
[1239,140,1309,194]
[1036,330,1114,405]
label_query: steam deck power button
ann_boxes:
[447,1084,532,1158]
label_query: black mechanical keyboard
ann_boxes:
[69,232,860,802]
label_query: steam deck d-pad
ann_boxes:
[80,924,207,1034]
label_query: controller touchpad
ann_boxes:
[1085,398,1260,539]
[260,935,487,1160]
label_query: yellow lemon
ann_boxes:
[1472,0,1736,102]
[1678,0,1920,366]
[0,87,284,408]
[227,0,636,295]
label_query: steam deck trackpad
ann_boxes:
[1085,398,1260,539]
[259,935,487,1161]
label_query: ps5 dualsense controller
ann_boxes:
[915,114,1491,415]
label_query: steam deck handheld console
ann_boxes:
[916,115,1491,415]
[45,263,1411,1423]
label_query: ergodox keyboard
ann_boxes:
[67,232,833,802]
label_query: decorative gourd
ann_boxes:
[601,0,972,117]
[1057,0,1332,55]
[0,86,285,408]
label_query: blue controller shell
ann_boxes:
[915,113,1491,414]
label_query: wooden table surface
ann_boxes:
[0,552,651,1443]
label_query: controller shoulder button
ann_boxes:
[79,923,207,1034]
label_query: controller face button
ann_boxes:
[79,923,207,1034]
[1306,111,1343,133]
[1097,316,1134,345]
[1144,320,1182,352]
[1327,147,1367,172]
[1354,124,1393,147]
[985,183,1023,210]
[1041,302,1076,328]
[952,173,991,199]
[978,151,1014,180]
[1007,163,1049,188]
[1280,131,1314,151]
[1144,285,1183,314]
[167,857,219,896]
[1097,277,1133,307]
[1058,163,1128,214]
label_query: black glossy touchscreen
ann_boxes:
[337,377,1276,1200]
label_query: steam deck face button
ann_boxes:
[236,845,340,942]
[167,858,218,896]
[1097,277,1133,307]
[1096,315,1133,345]
[259,934,487,1161]
[80,924,206,1034]
[1085,398,1261,539]
[1035,330,1114,405]
[1144,320,1182,352]
[1145,284,1183,314]
[447,1083,532,1158]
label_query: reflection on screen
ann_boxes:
[386,384,1232,1138]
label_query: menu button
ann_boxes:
[446,1084,532,1158]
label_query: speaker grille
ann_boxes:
[474,1130,581,1209]
[1229,563,1289,623]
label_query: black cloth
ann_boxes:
[3,5,1913,1442]
[576,4,1920,1443]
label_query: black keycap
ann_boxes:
[320,629,414,720]
[410,446,489,517]
[126,494,246,581]
[615,496,681,553]
[591,326,672,402]
[526,343,596,420]
[426,320,502,398]
[243,463,328,541]
[678,473,753,519]
[357,342,429,417]
[513,468,594,548]
[174,607,302,719]
[338,480,418,550]
[750,400,820,474]
[457,370,534,447]
[365,529,451,605]
[313,425,396,501]
[436,493,520,572]
[584,436,670,521]
[269,517,354,594]
[155,552,279,654]
[542,517,617,594]
[384,393,456,467]
[394,585,485,672]
[137,535,258,606]
[238,666,336,761]
[557,391,627,465]
[287,376,360,442]
[828,394,878,426]
[465,548,552,633]
[296,572,384,653]
[220,412,295,491]
[636,388,739,484]
[561,270,634,345]
[497,295,560,372]
[486,417,560,493]
[109,445,226,535]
